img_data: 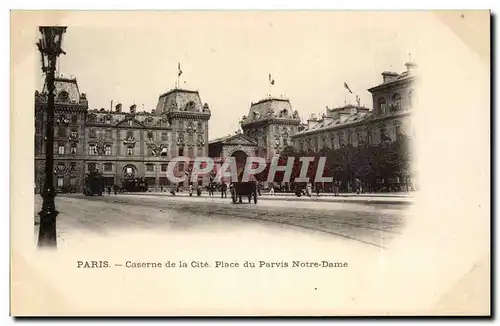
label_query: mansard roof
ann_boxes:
[240,97,301,126]
[155,88,211,115]
[293,104,375,137]
[36,76,88,108]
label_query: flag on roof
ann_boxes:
[344,82,352,94]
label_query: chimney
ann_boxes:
[307,113,319,129]
[130,104,137,114]
[115,103,122,113]
[405,62,418,74]
[381,71,399,83]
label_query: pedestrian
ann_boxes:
[189,184,193,196]
[113,185,117,195]
[107,186,111,195]
[208,183,214,196]
[160,185,163,193]
[221,182,227,198]
[269,184,275,195]
[306,182,312,197]
[316,185,321,197]
[196,185,202,196]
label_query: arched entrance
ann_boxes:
[121,164,146,192]
[231,150,248,175]
[122,164,137,179]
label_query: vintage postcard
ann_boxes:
[10,10,490,316]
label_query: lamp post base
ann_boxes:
[37,188,58,248]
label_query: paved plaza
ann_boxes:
[34,193,410,250]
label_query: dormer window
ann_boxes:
[128,120,133,126]
[57,91,69,102]
[379,98,387,115]
[391,93,401,111]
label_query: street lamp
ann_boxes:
[37,26,67,248]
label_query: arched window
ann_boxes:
[392,93,401,111]
[378,98,387,114]
[57,91,69,102]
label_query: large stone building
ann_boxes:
[208,97,303,176]
[291,61,417,152]
[35,78,211,193]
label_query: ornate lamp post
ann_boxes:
[36,26,67,248]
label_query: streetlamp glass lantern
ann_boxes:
[37,26,67,71]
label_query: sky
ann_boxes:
[35,11,421,139]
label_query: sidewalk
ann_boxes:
[118,191,414,205]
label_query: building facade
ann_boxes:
[291,61,417,152]
[35,78,211,193]
[239,97,302,159]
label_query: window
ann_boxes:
[395,124,402,141]
[347,131,352,145]
[57,177,64,187]
[58,145,65,155]
[178,147,184,156]
[379,98,387,115]
[70,144,77,155]
[147,131,154,141]
[71,114,78,124]
[57,127,66,138]
[146,164,154,172]
[197,122,203,130]
[380,127,389,142]
[88,163,96,172]
[105,145,111,155]
[161,164,168,172]
[126,167,133,175]
[89,129,96,138]
[105,130,112,139]
[392,93,401,111]
[338,133,345,146]
[127,147,133,156]
[409,90,415,109]
[88,144,97,155]
[128,120,133,126]
[70,177,76,186]
[104,163,113,171]
[330,136,335,149]
[161,132,168,141]
[357,131,363,144]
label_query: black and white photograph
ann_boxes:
[11,10,490,316]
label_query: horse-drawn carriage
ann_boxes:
[229,171,258,204]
